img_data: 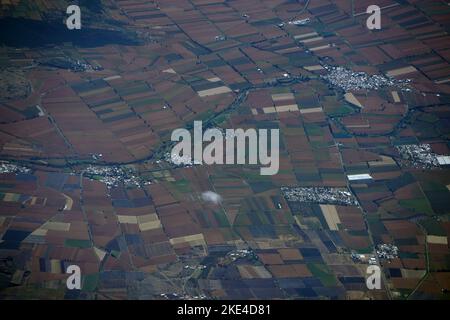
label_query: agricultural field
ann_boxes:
[0,0,449,301]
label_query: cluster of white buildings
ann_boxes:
[376,244,399,261]
[396,144,448,169]
[321,65,411,91]
[184,264,207,270]
[351,253,378,265]
[0,162,31,174]
[278,18,311,27]
[281,186,359,206]
[227,249,253,261]
[160,293,207,300]
[85,165,150,188]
